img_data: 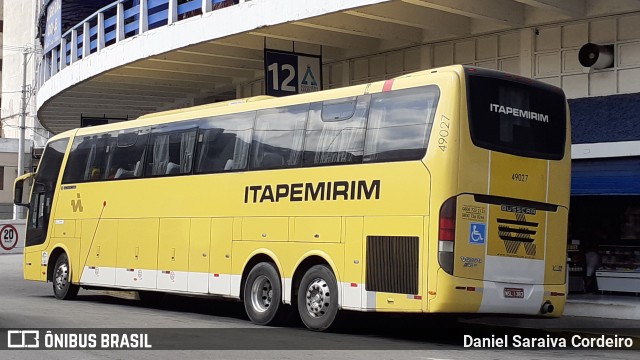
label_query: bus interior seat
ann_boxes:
[262,152,285,168]
[115,168,135,179]
[166,162,181,175]
[224,159,234,170]
[133,161,142,177]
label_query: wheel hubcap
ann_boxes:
[54,262,69,292]
[251,275,273,313]
[305,278,330,318]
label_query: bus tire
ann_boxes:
[297,265,339,331]
[243,262,283,326]
[52,253,79,300]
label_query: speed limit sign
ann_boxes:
[0,224,18,251]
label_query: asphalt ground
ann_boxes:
[0,253,638,359]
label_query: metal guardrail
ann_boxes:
[39,0,241,88]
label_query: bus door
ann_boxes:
[24,139,69,281]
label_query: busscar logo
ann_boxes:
[7,330,39,348]
[501,204,536,215]
[496,210,538,257]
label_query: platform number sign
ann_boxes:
[0,224,18,251]
[264,49,322,97]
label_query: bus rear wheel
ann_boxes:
[297,265,338,331]
[52,253,79,300]
[243,262,283,325]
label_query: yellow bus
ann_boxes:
[15,65,570,331]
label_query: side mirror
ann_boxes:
[14,172,35,207]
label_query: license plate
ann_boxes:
[504,287,524,298]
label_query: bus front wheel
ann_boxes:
[297,265,338,331]
[52,253,79,300]
[243,262,283,325]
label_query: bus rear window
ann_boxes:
[467,72,566,160]
[363,85,440,163]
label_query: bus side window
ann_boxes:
[104,129,149,180]
[303,96,368,166]
[145,123,197,177]
[363,85,440,163]
[62,133,111,183]
[251,104,308,170]
[62,136,96,183]
[195,112,254,173]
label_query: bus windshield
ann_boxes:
[466,70,566,160]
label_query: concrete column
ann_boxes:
[236,84,243,99]
[140,0,149,33]
[97,13,106,51]
[44,54,51,81]
[420,45,433,71]
[83,22,91,57]
[71,29,78,63]
[202,0,212,13]
[51,48,59,75]
[117,3,125,42]
[168,0,178,24]
[341,60,350,87]
[39,61,45,85]
[59,38,67,70]
[520,28,534,78]
[15,48,29,220]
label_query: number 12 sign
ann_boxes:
[264,49,322,97]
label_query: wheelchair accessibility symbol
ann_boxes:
[469,223,486,245]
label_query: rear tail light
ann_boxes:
[438,196,457,275]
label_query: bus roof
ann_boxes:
[64,65,470,138]
[137,96,275,120]
[49,129,77,142]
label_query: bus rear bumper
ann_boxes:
[429,270,566,317]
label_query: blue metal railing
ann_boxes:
[43,0,241,85]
